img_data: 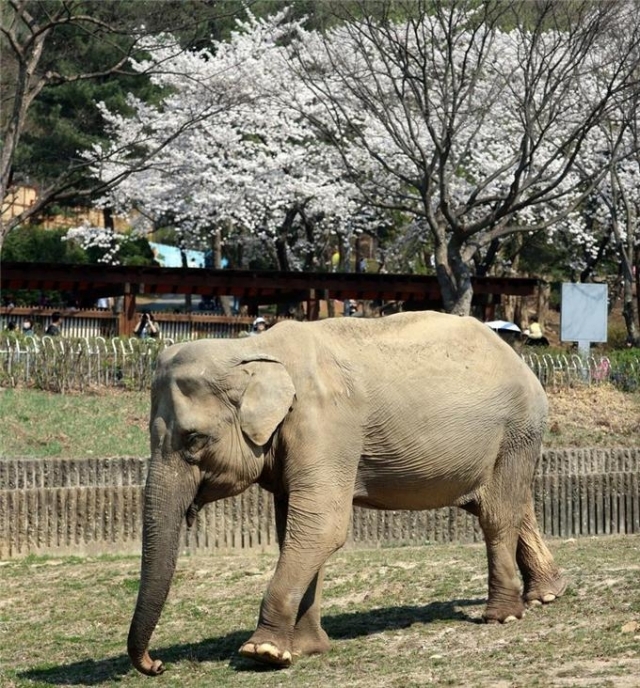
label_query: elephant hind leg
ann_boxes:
[481,527,525,623]
[462,493,566,619]
[292,567,331,658]
[461,494,525,623]
[516,503,567,605]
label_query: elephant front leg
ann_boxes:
[239,493,349,667]
[271,495,331,658]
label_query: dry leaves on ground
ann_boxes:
[546,384,640,447]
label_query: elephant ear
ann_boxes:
[234,356,295,446]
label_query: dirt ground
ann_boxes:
[1,537,638,687]
[545,384,640,447]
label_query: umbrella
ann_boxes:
[485,320,521,333]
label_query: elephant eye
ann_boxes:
[182,431,209,462]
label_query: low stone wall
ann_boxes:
[0,448,638,559]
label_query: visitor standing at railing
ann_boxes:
[133,312,160,339]
[45,312,62,336]
[524,316,549,347]
[249,317,267,335]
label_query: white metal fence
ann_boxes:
[522,352,639,391]
[0,335,167,391]
[1,333,638,391]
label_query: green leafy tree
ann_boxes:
[0,0,255,250]
[1,225,87,263]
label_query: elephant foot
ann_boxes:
[483,597,526,624]
[524,573,567,607]
[239,640,293,668]
[293,625,331,658]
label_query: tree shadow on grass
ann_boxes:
[20,598,483,685]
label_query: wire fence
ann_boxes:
[1,333,639,392]
[0,335,169,392]
[522,351,640,392]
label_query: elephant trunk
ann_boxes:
[128,462,198,676]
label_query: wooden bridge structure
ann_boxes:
[1,261,539,335]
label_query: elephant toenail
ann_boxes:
[256,642,277,656]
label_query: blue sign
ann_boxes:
[149,242,205,268]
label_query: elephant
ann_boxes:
[127,311,566,675]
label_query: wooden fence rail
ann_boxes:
[1,307,256,341]
[1,448,638,559]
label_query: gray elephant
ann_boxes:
[127,311,566,675]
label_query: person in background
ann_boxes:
[528,316,543,340]
[5,321,16,332]
[45,312,62,336]
[21,319,34,336]
[344,299,358,316]
[250,317,267,335]
[523,315,549,347]
[133,311,160,339]
[330,246,340,272]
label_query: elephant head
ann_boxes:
[127,344,296,676]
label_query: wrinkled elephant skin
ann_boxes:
[127,311,566,674]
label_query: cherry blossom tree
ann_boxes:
[78,0,639,333]
[588,106,640,345]
[84,11,385,271]
[288,0,640,313]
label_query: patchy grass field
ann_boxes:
[546,385,640,448]
[0,536,638,687]
[1,384,639,459]
[0,388,149,458]
[1,384,638,686]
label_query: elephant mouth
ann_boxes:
[186,500,201,528]
[186,477,207,528]
[185,472,251,528]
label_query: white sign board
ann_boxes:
[560,283,608,351]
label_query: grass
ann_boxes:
[1,385,638,685]
[1,384,639,459]
[0,388,149,458]
[0,536,638,687]
[545,384,640,447]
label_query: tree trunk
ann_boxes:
[212,227,222,269]
[536,281,550,332]
[275,207,298,272]
[355,236,364,272]
[435,237,474,315]
[636,251,640,345]
[622,241,639,346]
